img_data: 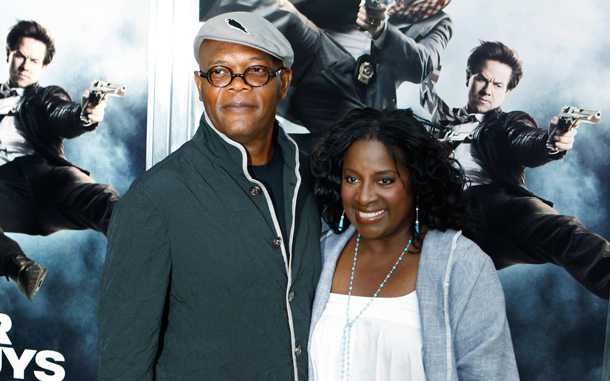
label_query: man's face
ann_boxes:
[466,59,512,114]
[194,40,291,147]
[8,37,47,88]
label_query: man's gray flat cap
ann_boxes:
[193,12,294,69]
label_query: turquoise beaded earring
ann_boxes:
[338,211,345,232]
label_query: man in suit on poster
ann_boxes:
[421,40,610,299]
[0,20,120,300]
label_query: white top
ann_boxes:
[452,113,491,187]
[0,87,35,165]
[310,291,425,381]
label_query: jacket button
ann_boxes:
[250,186,262,196]
[288,290,295,302]
[294,345,302,357]
[272,237,282,247]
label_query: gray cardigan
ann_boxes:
[309,225,519,380]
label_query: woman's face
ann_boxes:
[341,139,414,241]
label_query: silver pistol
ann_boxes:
[547,105,601,151]
[80,80,127,124]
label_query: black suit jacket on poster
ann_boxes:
[470,108,566,206]
[12,84,96,174]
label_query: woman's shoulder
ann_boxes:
[320,225,353,249]
[421,229,495,278]
[319,226,357,265]
[450,231,491,265]
[420,230,504,311]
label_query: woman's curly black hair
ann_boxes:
[311,107,472,237]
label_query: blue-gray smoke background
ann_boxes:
[0,0,608,380]
[0,1,148,380]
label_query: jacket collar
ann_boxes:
[482,107,503,122]
[458,105,502,119]
[0,82,32,99]
[190,109,299,177]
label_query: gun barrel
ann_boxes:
[98,86,127,98]
[569,110,601,124]
[585,111,601,124]
[560,105,601,124]
[90,80,127,97]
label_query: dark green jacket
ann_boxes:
[98,113,322,380]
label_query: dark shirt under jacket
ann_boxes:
[250,143,288,242]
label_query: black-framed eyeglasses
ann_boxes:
[198,65,284,88]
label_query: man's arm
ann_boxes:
[374,12,453,85]
[35,85,106,138]
[98,186,171,380]
[502,111,569,168]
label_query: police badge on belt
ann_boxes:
[355,54,376,84]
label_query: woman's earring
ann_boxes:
[338,211,345,232]
[415,198,420,236]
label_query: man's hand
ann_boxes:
[356,0,387,40]
[549,116,577,152]
[81,90,107,124]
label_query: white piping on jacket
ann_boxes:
[444,230,462,380]
[284,131,302,381]
[204,111,302,381]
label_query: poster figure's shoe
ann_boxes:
[5,255,47,300]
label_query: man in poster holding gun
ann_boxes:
[0,20,123,300]
[421,40,610,299]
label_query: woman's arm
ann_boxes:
[451,243,519,380]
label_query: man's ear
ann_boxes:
[278,68,292,100]
[194,71,204,102]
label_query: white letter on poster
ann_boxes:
[0,313,12,345]
[1,347,36,379]
[34,351,66,381]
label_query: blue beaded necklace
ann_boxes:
[340,233,413,380]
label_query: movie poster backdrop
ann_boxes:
[407,2,609,379]
[0,0,148,379]
[0,0,608,380]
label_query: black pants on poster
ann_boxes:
[0,155,120,276]
[466,184,610,299]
